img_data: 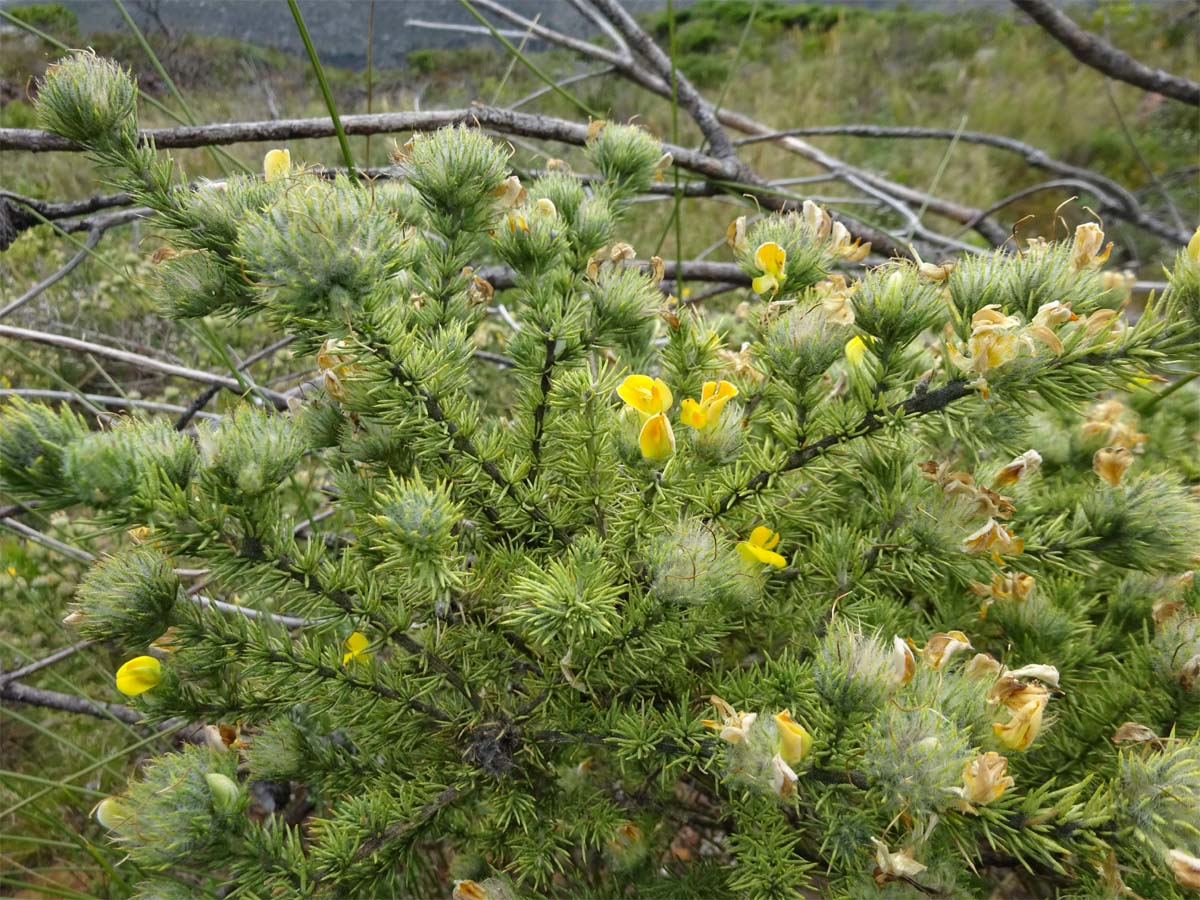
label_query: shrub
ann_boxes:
[6,50,1200,899]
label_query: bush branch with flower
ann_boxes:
[4,51,1200,899]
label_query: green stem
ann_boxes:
[287,0,356,173]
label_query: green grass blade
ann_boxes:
[287,0,356,173]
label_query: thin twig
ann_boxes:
[0,680,144,725]
[0,227,102,319]
[0,324,289,410]
[0,640,95,688]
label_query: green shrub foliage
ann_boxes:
[8,51,1200,899]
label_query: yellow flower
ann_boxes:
[1069,222,1113,271]
[844,336,869,366]
[617,374,673,417]
[1168,849,1200,890]
[916,630,973,670]
[638,413,676,460]
[948,305,1024,375]
[970,571,1036,617]
[452,881,489,900]
[989,674,1050,751]
[992,699,1045,751]
[815,274,857,325]
[1081,398,1147,449]
[830,221,871,263]
[957,752,1014,811]
[701,695,757,744]
[115,655,162,696]
[343,631,370,665]
[492,175,526,208]
[963,518,1024,564]
[1188,226,1200,265]
[506,213,529,233]
[774,710,814,765]
[963,652,1004,680]
[737,526,787,568]
[263,148,291,181]
[680,380,738,432]
[872,839,927,885]
[1093,446,1134,487]
[752,242,787,297]
[1007,663,1060,688]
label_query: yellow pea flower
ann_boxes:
[263,148,291,181]
[752,242,787,296]
[737,526,787,568]
[617,374,673,417]
[680,380,738,432]
[844,336,869,366]
[115,655,162,696]
[992,699,1044,751]
[1187,225,1200,264]
[343,631,370,665]
[638,413,675,460]
[774,710,814,765]
[1069,222,1113,271]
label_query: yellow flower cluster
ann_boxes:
[702,696,814,798]
[617,374,741,460]
[898,629,1058,752]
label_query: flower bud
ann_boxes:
[94,796,135,831]
[204,772,241,813]
[36,51,138,146]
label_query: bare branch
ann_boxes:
[732,123,1189,245]
[0,679,146,725]
[0,324,290,410]
[0,641,95,688]
[1010,0,1200,106]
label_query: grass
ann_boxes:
[0,1,1197,893]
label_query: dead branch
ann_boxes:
[0,678,146,725]
[0,324,290,410]
[1010,0,1200,106]
[732,124,1189,245]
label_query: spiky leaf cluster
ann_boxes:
[8,50,1200,900]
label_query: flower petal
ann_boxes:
[754,241,786,278]
[115,655,162,696]
[263,148,290,181]
[639,413,675,460]
[679,398,707,431]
